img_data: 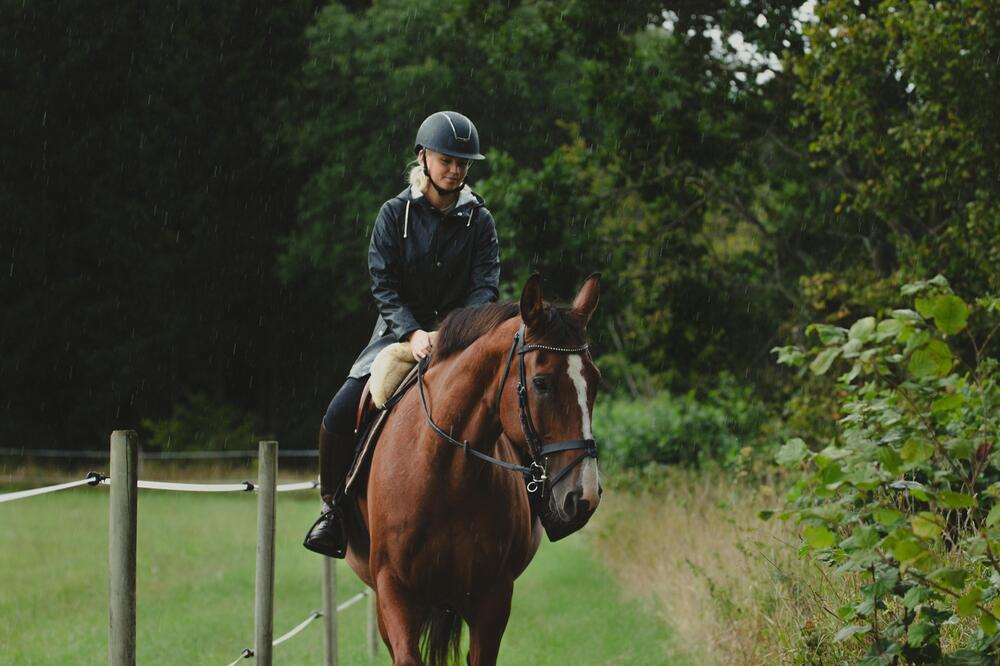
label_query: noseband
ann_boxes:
[416,323,599,497]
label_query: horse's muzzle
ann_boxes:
[537,488,599,542]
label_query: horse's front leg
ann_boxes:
[466,577,513,666]
[375,568,427,666]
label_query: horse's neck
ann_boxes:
[422,331,511,456]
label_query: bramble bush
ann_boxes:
[770,276,999,663]
[595,374,769,469]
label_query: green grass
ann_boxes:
[0,481,678,664]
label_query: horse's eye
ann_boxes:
[532,376,551,392]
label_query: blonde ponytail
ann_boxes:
[406,160,429,194]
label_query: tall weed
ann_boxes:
[588,468,866,665]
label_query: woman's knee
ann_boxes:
[322,377,366,435]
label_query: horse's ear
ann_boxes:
[519,273,545,329]
[571,273,601,326]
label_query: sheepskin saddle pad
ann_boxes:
[369,342,417,408]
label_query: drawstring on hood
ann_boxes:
[402,185,480,240]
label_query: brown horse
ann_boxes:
[342,274,603,666]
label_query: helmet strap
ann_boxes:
[422,153,464,197]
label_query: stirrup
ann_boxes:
[303,508,347,558]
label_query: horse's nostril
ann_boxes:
[563,492,578,517]
[564,492,592,518]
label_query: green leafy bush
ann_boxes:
[595,374,768,469]
[140,393,263,452]
[771,276,1000,663]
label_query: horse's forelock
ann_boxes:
[432,301,586,364]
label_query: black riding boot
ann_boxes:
[303,424,350,558]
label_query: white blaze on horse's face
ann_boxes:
[566,354,601,508]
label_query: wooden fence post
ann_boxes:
[254,441,278,666]
[322,555,338,666]
[109,430,138,666]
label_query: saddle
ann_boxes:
[344,343,419,493]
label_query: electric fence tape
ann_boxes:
[225,591,369,665]
[1,475,317,502]
[0,472,103,503]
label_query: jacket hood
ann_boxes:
[397,185,484,210]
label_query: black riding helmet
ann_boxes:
[414,111,486,161]
[415,111,485,197]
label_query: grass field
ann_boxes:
[0,476,680,665]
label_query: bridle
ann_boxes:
[416,323,599,497]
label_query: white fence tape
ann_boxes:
[1,476,317,503]
[0,476,99,503]
[225,592,370,665]
[0,447,318,460]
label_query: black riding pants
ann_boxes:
[322,376,367,438]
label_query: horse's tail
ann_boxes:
[420,604,463,666]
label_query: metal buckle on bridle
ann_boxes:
[525,462,547,494]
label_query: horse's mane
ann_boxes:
[432,300,586,364]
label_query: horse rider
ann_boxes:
[304,111,501,558]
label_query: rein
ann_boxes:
[416,323,598,496]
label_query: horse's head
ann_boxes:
[498,274,603,541]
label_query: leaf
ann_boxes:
[986,504,1000,527]
[833,623,871,642]
[908,339,953,379]
[977,296,1000,314]
[841,525,879,552]
[903,329,931,354]
[840,338,863,359]
[771,345,806,367]
[915,296,935,319]
[848,316,877,342]
[981,611,998,635]
[891,308,923,322]
[819,462,845,487]
[875,318,905,341]
[893,538,925,564]
[808,323,847,345]
[891,479,934,501]
[810,347,841,375]
[775,438,809,467]
[928,294,969,335]
[931,393,965,414]
[945,437,975,461]
[757,510,775,521]
[937,491,976,509]
[903,585,935,609]
[912,511,943,539]
[804,526,837,550]
[900,438,935,465]
[873,508,903,526]
[907,622,936,648]
[930,568,967,590]
[876,446,902,475]
[957,588,983,617]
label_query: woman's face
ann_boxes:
[421,149,470,190]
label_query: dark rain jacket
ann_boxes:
[347,185,501,378]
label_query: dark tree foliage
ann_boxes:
[0,0,323,448]
[2,0,994,451]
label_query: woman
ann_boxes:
[304,111,501,558]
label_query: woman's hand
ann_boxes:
[409,329,434,361]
